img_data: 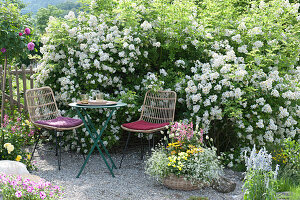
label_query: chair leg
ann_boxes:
[30,130,41,162]
[55,131,58,156]
[152,134,155,149]
[55,131,61,170]
[58,134,61,170]
[140,136,144,160]
[119,132,131,168]
[148,135,151,155]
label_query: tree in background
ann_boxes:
[35,1,81,34]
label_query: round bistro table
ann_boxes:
[69,102,127,178]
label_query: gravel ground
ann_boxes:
[31,144,244,200]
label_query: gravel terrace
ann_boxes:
[30,144,244,200]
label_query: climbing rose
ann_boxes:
[24,28,30,35]
[27,42,35,51]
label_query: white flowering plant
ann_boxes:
[35,0,299,165]
[243,146,279,199]
[145,121,223,186]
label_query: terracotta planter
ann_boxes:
[162,174,200,191]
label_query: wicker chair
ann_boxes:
[119,90,176,168]
[26,86,83,170]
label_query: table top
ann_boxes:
[69,102,127,109]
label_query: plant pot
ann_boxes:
[162,174,200,191]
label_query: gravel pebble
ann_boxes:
[30,144,244,200]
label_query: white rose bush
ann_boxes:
[35,0,299,167]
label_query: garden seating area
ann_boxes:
[1,0,300,199]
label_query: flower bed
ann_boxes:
[0,174,63,200]
[0,113,35,170]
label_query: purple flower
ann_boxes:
[40,191,47,199]
[19,32,23,36]
[1,48,6,53]
[15,191,22,198]
[27,42,35,51]
[24,28,31,35]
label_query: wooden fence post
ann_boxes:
[8,65,13,110]
[15,65,21,111]
[1,55,7,127]
[30,63,34,89]
[22,65,27,112]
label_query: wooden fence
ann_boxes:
[0,63,36,111]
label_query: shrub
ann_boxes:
[35,0,300,162]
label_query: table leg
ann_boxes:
[75,108,116,178]
[82,108,117,169]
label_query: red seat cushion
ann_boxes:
[122,120,169,130]
[35,117,83,128]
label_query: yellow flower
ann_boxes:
[16,155,22,162]
[171,150,176,155]
[27,154,31,160]
[6,144,14,154]
[3,143,11,148]
[25,120,30,125]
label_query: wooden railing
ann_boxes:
[0,63,36,111]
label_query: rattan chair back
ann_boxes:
[139,90,177,124]
[26,86,60,124]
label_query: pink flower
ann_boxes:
[27,186,34,192]
[1,48,6,53]
[15,191,22,198]
[24,28,31,35]
[28,130,34,137]
[27,42,35,51]
[19,32,23,36]
[40,191,47,199]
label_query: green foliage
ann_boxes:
[278,138,300,186]
[35,1,81,33]
[276,177,295,192]
[288,186,300,200]
[35,5,65,33]
[0,0,35,62]
[21,0,78,14]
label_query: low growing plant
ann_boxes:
[145,121,223,186]
[0,174,63,200]
[279,138,300,185]
[0,112,35,170]
[243,146,279,200]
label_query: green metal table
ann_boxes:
[69,102,127,178]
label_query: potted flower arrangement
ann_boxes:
[145,121,223,190]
